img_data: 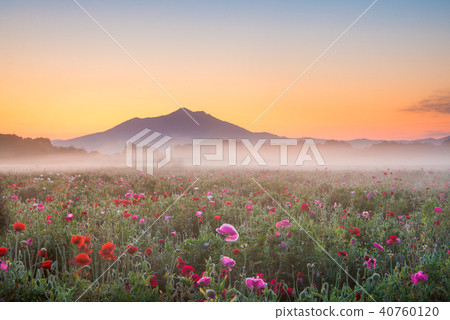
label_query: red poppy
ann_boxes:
[126,245,138,255]
[300,202,310,212]
[181,265,195,276]
[13,222,26,232]
[149,274,158,288]
[0,247,7,257]
[338,250,348,257]
[145,248,152,256]
[232,249,240,255]
[356,292,362,301]
[349,228,361,236]
[386,235,401,245]
[38,249,47,258]
[74,253,91,266]
[41,260,53,270]
[176,258,188,269]
[214,215,221,220]
[71,235,85,248]
[81,211,88,215]
[122,212,131,219]
[226,201,231,205]
[99,242,117,260]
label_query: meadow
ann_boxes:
[0,168,448,302]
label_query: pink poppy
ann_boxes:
[221,256,236,269]
[139,219,146,225]
[65,213,74,221]
[411,271,428,284]
[246,276,266,290]
[195,211,203,218]
[374,242,384,251]
[197,277,211,287]
[216,224,239,241]
[275,219,292,228]
[0,260,8,272]
[367,258,377,270]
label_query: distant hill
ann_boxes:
[0,134,88,158]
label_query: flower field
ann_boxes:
[0,169,448,302]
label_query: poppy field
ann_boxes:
[0,169,448,302]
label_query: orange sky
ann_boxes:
[1,0,449,141]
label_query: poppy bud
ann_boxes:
[206,289,216,299]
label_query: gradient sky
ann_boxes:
[1,0,449,140]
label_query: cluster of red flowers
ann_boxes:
[71,235,93,253]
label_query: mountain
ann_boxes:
[52,108,281,154]
[51,108,450,154]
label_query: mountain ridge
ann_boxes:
[51,108,450,154]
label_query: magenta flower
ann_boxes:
[65,213,74,221]
[246,276,267,291]
[139,219,146,225]
[197,277,211,287]
[434,207,442,213]
[281,241,287,248]
[275,219,292,228]
[216,224,239,242]
[411,271,428,284]
[10,196,18,201]
[374,242,384,251]
[367,258,377,270]
[26,238,33,246]
[131,214,139,221]
[195,211,203,218]
[221,256,236,269]
[246,205,253,212]
[0,260,8,272]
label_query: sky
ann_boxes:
[1,0,449,141]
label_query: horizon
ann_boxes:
[2,107,450,142]
[1,1,450,141]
